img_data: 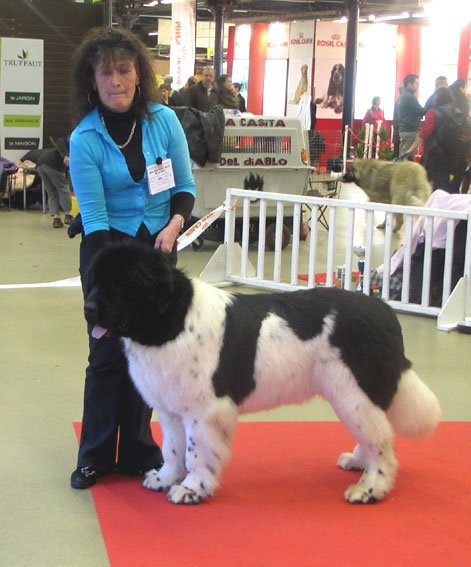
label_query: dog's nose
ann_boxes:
[342,170,354,182]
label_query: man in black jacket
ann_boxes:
[187,66,218,112]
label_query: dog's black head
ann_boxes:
[341,163,358,183]
[84,241,193,346]
[331,64,344,86]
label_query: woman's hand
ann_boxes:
[154,216,182,254]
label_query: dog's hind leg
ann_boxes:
[167,399,239,505]
[322,369,398,504]
[335,398,397,504]
[143,409,187,493]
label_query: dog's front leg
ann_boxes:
[143,409,186,493]
[167,400,239,505]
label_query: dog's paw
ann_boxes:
[143,468,171,492]
[337,451,364,471]
[344,470,391,504]
[168,485,203,505]
[344,483,378,504]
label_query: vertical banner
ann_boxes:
[0,37,44,160]
[313,21,347,119]
[263,22,290,116]
[286,20,315,119]
[170,0,196,91]
[355,23,398,120]
[419,26,459,107]
[232,24,252,103]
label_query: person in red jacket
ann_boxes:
[406,87,465,192]
[361,96,385,129]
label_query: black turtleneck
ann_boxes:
[98,102,145,182]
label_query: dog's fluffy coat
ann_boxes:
[344,158,432,231]
[85,242,441,505]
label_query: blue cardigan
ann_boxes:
[69,102,195,237]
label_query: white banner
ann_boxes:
[234,24,252,60]
[170,0,196,91]
[314,21,347,60]
[357,23,398,62]
[177,201,236,252]
[286,21,315,118]
[0,37,44,160]
[266,22,290,60]
[289,20,315,60]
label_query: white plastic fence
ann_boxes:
[206,187,471,331]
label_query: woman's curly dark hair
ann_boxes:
[70,27,160,127]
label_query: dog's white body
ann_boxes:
[349,159,433,231]
[118,278,440,505]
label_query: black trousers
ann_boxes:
[76,225,173,474]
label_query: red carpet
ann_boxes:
[74,421,470,567]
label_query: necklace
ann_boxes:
[100,113,137,149]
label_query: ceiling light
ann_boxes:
[377,12,410,22]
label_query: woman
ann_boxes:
[68,27,195,489]
[361,96,384,129]
[361,96,384,158]
[214,74,239,110]
[407,87,465,192]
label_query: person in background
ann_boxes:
[214,74,239,110]
[406,87,462,192]
[33,138,74,228]
[163,75,183,107]
[159,83,170,106]
[68,27,195,489]
[178,75,196,106]
[397,74,425,160]
[361,96,385,158]
[424,76,448,112]
[187,66,217,111]
[392,82,404,159]
[449,79,470,117]
[449,79,470,193]
[361,96,384,129]
[232,82,246,112]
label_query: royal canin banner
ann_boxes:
[314,21,347,60]
[170,0,196,91]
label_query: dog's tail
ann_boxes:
[387,368,441,439]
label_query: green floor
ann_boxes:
[1,185,469,566]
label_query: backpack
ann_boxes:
[432,105,470,158]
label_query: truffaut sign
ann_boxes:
[0,37,44,160]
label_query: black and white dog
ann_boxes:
[85,242,441,505]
